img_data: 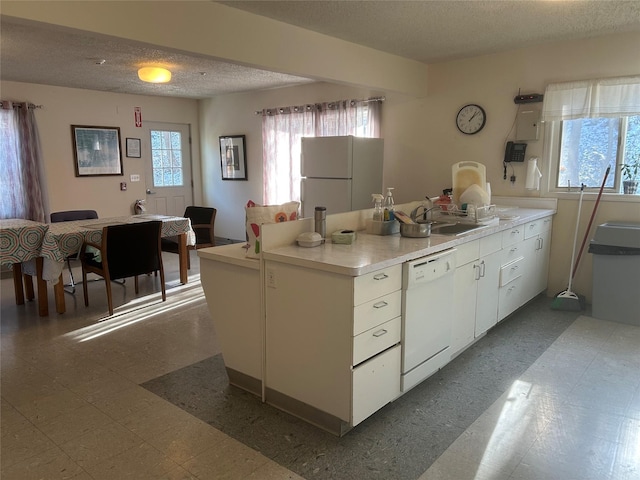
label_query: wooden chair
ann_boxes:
[161,206,216,268]
[81,221,166,316]
[50,210,99,294]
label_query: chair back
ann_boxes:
[184,206,216,247]
[103,221,163,280]
[51,210,98,223]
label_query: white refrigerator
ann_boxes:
[300,136,384,218]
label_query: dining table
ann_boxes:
[0,219,51,316]
[1,214,195,316]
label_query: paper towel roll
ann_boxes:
[525,158,542,190]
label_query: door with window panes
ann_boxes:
[144,122,193,216]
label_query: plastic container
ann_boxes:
[589,222,640,325]
[371,193,384,221]
[452,161,486,206]
[384,187,395,221]
[366,220,400,236]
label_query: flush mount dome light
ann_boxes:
[138,67,171,83]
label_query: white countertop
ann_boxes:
[198,242,259,270]
[262,208,556,276]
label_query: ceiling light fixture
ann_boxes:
[137,67,171,83]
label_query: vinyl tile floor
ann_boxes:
[1,252,639,479]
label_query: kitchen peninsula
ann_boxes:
[198,197,557,435]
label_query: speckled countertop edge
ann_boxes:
[262,208,556,276]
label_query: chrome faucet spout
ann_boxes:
[410,204,439,222]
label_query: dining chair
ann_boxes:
[50,210,99,294]
[81,221,166,316]
[161,206,216,268]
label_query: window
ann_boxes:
[261,99,381,205]
[554,115,640,191]
[542,76,640,193]
[150,129,183,187]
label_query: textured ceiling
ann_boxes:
[2,1,640,99]
[222,0,640,63]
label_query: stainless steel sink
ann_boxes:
[430,222,483,235]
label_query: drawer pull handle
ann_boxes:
[373,329,388,337]
[373,301,388,309]
[373,273,389,281]
[510,247,518,253]
[511,265,519,272]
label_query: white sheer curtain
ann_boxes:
[542,75,640,122]
[261,99,382,205]
[0,102,48,221]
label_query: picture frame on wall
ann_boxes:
[71,125,123,176]
[126,137,141,158]
[219,135,247,180]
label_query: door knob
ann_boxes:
[146,189,156,194]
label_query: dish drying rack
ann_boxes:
[432,204,497,225]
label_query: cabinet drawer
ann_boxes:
[455,240,480,266]
[353,317,401,366]
[524,220,542,239]
[354,264,401,306]
[352,344,401,426]
[498,276,524,320]
[502,226,524,247]
[480,232,502,257]
[499,257,524,287]
[502,243,524,265]
[353,290,401,336]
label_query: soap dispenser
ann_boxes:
[371,194,384,221]
[384,187,395,221]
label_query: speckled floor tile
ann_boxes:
[143,294,578,480]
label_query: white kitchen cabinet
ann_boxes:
[199,246,262,395]
[452,232,502,356]
[264,260,402,435]
[498,217,553,320]
[523,217,553,299]
[452,240,480,355]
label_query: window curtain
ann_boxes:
[0,102,48,221]
[541,75,640,122]
[261,99,381,205]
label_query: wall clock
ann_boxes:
[456,104,486,135]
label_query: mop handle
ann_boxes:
[571,166,610,279]
[567,184,584,291]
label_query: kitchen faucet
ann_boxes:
[410,203,439,223]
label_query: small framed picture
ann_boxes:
[71,125,123,176]
[126,138,141,158]
[219,135,247,180]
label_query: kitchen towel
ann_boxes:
[526,158,542,190]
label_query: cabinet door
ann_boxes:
[528,229,552,297]
[352,345,401,426]
[475,250,501,337]
[452,261,479,356]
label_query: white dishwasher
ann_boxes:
[401,248,456,392]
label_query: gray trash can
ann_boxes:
[588,222,640,325]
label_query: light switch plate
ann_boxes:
[130,174,140,182]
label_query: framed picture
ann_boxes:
[219,135,247,180]
[71,125,123,176]
[126,137,141,158]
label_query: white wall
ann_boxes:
[3,28,638,303]
[200,31,640,302]
[199,82,384,241]
[0,81,201,217]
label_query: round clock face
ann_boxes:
[456,104,486,135]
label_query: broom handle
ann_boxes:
[571,166,610,279]
[567,185,584,291]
